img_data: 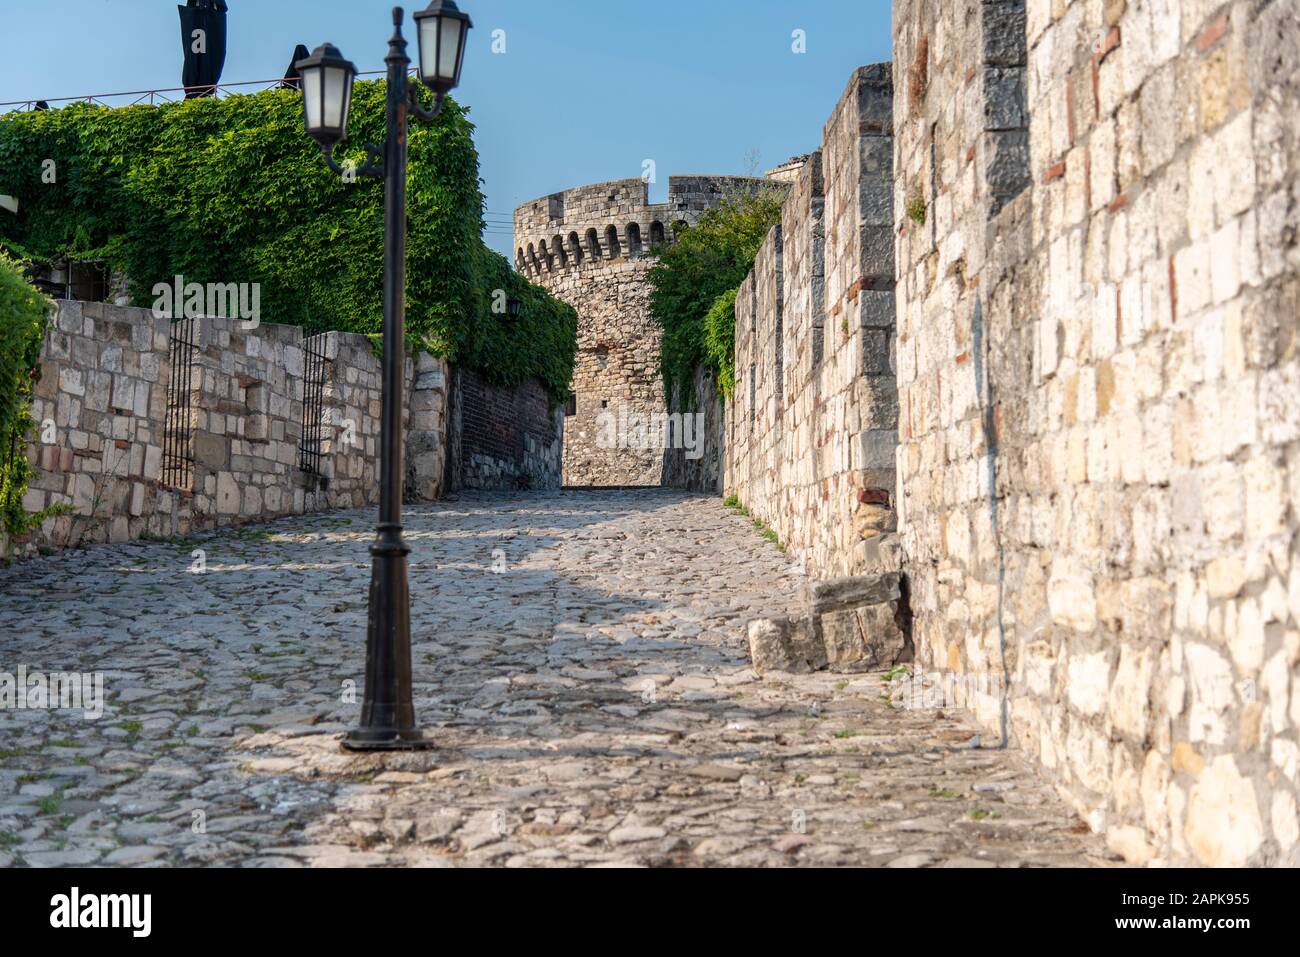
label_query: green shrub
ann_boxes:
[0,82,573,402]
[647,187,784,407]
[0,253,53,540]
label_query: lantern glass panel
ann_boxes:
[437,17,462,82]
[323,66,349,132]
[301,68,322,132]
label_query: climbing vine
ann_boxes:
[0,80,575,403]
[0,252,56,540]
[702,286,740,399]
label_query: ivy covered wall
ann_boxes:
[0,80,575,403]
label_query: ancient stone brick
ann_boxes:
[809,572,901,614]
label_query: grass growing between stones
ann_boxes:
[906,192,927,225]
[723,495,785,552]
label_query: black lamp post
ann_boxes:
[507,295,522,319]
[297,2,472,752]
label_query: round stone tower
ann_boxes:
[514,174,771,486]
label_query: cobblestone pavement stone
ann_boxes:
[0,489,1115,867]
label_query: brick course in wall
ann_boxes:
[449,366,562,491]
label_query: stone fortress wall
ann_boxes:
[726,65,902,580]
[715,0,1300,866]
[6,300,560,557]
[514,174,771,486]
[890,0,1300,867]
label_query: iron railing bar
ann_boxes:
[0,68,400,112]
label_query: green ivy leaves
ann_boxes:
[0,82,574,403]
[0,252,52,540]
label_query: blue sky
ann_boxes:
[0,0,894,257]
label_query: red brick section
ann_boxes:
[1097,27,1121,61]
[459,369,555,467]
[1197,14,1230,53]
[1043,160,1067,184]
[846,276,894,303]
[858,487,890,505]
[1108,192,1128,213]
[1066,74,1076,145]
[1116,284,1124,340]
[1091,27,1122,112]
[1084,148,1093,210]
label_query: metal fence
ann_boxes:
[162,317,198,490]
[299,334,328,475]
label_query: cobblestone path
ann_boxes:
[0,490,1113,867]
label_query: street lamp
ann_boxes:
[296,43,356,148]
[413,0,472,94]
[297,2,472,752]
[507,295,522,319]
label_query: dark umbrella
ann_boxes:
[279,44,311,91]
[179,0,229,98]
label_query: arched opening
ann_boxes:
[552,234,567,267]
[568,231,583,265]
[626,222,642,257]
[539,238,554,271]
[649,220,665,248]
[586,228,601,260]
[516,247,526,271]
[605,224,621,259]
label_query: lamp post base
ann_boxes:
[340,727,436,752]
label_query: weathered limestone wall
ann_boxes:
[21,301,173,549]
[515,175,768,486]
[308,332,449,508]
[893,0,1300,866]
[184,315,327,523]
[11,301,460,556]
[406,351,451,503]
[726,66,900,579]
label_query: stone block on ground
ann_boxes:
[747,616,825,673]
[750,573,909,674]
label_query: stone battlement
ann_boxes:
[515,171,781,486]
